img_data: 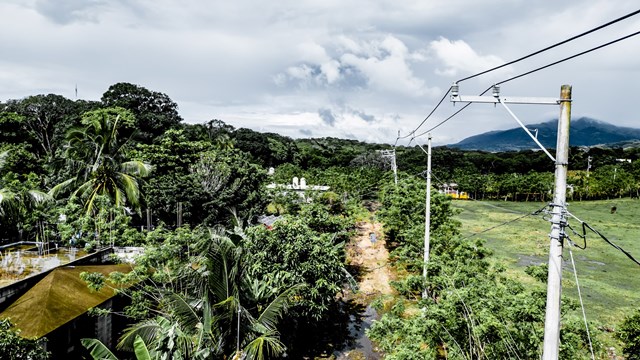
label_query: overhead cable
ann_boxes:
[567,211,640,267]
[458,204,549,241]
[410,28,640,141]
[496,29,640,86]
[566,240,596,360]
[395,86,452,145]
[400,10,640,144]
[457,8,640,83]
[412,86,491,139]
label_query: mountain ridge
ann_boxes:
[449,117,640,151]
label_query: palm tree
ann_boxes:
[0,150,51,240]
[112,228,301,360]
[50,107,152,215]
[0,151,15,216]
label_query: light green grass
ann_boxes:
[453,198,640,328]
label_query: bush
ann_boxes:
[617,309,640,359]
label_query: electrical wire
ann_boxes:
[412,86,492,139]
[408,27,640,142]
[566,211,640,266]
[401,10,640,146]
[458,204,549,241]
[457,8,640,83]
[497,29,640,86]
[395,86,452,145]
[566,239,596,360]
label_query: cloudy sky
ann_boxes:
[1,0,639,145]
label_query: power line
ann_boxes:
[395,86,452,145]
[567,211,640,267]
[412,86,492,139]
[497,29,640,86]
[457,8,640,83]
[409,27,640,141]
[458,204,549,241]
[401,8,640,143]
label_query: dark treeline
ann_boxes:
[3,82,640,243]
[2,82,640,359]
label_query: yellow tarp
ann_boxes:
[0,264,133,338]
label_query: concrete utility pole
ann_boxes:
[542,85,572,360]
[450,83,572,359]
[422,134,432,299]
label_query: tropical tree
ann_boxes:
[83,226,299,360]
[101,82,182,143]
[0,151,51,240]
[0,319,50,360]
[50,107,152,215]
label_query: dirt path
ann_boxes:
[347,221,393,301]
[333,219,393,360]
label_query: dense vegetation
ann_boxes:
[1,83,639,359]
[369,176,596,359]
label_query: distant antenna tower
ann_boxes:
[75,84,78,99]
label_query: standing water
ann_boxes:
[0,245,87,287]
[334,304,382,360]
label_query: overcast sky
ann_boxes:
[1,0,639,145]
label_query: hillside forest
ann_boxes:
[1,83,640,359]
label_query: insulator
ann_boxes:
[451,83,459,97]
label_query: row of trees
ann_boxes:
[368,175,600,359]
[1,83,388,358]
[2,82,640,358]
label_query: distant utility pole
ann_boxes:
[380,149,398,185]
[422,134,432,300]
[451,83,572,360]
[587,156,592,177]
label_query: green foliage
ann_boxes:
[101,82,182,143]
[370,174,598,359]
[0,319,50,360]
[244,216,346,321]
[617,309,640,359]
[191,149,268,226]
[525,263,549,283]
[131,129,212,226]
[50,106,152,215]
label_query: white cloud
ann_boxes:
[430,37,507,77]
[276,35,436,97]
[2,0,640,145]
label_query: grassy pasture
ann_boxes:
[453,198,640,328]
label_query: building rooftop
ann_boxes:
[0,263,133,338]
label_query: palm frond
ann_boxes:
[0,188,16,207]
[121,160,153,177]
[118,316,167,351]
[81,338,119,360]
[243,331,286,360]
[27,189,52,205]
[0,150,8,170]
[117,173,141,208]
[48,177,77,198]
[165,292,203,334]
[256,283,305,331]
[133,335,152,360]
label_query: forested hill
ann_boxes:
[451,117,640,151]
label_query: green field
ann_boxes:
[452,198,640,327]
